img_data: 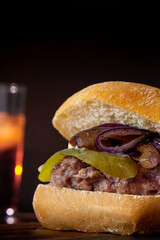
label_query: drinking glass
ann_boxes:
[0,83,27,220]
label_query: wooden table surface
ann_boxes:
[0,212,160,240]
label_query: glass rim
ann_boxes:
[0,83,27,93]
[0,82,27,114]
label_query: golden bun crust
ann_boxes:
[33,184,160,235]
[53,81,160,139]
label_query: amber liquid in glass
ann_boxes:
[0,113,25,214]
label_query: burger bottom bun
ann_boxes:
[33,184,160,235]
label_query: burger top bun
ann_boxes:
[53,81,160,140]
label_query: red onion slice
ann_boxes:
[97,123,126,128]
[152,138,160,152]
[95,127,150,153]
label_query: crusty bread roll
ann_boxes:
[33,81,160,235]
[33,184,160,235]
[53,81,160,139]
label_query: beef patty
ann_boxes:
[50,156,160,195]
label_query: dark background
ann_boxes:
[0,1,160,211]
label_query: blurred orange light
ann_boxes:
[15,165,22,176]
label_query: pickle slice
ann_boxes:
[38,148,138,182]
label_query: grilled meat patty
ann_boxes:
[50,156,160,195]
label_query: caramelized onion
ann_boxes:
[95,127,150,153]
[69,123,130,150]
[134,144,160,168]
[69,127,105,150]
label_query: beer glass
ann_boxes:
[0,83,27,218]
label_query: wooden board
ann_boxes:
[0,213,160,239]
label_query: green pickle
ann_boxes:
[38,148,138,182]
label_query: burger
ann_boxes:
[33,81,160,235]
